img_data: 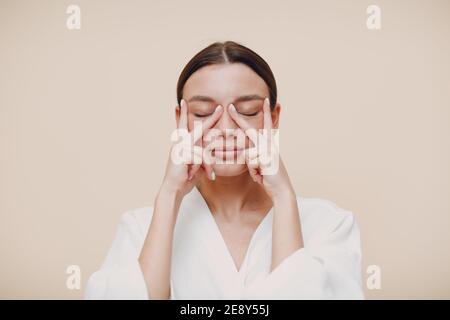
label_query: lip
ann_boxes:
[213,144,244,151]
[214,148,244,151]
[212,149,244,156]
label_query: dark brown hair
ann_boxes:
[176,41,277,110]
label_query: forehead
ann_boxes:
[183,63,269,101]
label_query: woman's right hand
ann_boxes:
[160,99,223,197]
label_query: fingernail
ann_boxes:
[265,98,270,105]
[180,99,185,108]
[211,171,216,181]
[215,105,222,112]
[229,104,236,112]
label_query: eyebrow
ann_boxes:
[187,94,265,104]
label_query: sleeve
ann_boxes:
[84,209,152,300]
[242,208,365,300]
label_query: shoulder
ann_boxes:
[117,206,154,238]
[296,196,354,222]
[295,196,359,243]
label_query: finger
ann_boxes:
[187,145,204,178]
[247,161,259,182]
[180,144,202,165]
[188,164,201,180]
[202,163,215,181]
[228,104,258,145]
[228,103,251,131]
[263,97,272,130]
[178,99,188,130]
[248,158,263,185]
[249,169,259,182]
[203,137,224,166]
[247,160,259,170]
[201,138,219,181]
[202,124,222,143]
[193,105,223,143]
[245,147,259,160]
[244,148,260,182]
[190,136,221,181]
[204,136,224,152]
[255,175,263,185]
[190,165,206,183]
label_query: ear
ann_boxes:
[271,102,281,129]
[175,105,181,127]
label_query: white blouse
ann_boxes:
[85,187,365,299]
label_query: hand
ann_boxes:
[228,97,294,199]
[161,99,223,197]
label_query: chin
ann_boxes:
[211,163,248,177]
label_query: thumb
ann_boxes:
[202,163,216,181]
[189,166,206,184]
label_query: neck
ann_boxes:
[196,171,272,221]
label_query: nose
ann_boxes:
[213,104,238,138]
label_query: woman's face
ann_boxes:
[177,63,280,177]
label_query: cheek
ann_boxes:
[187,116,200,132]
[247,114,264,129]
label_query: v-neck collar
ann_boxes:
[190,186,274,276]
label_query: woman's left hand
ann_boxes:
[228,98,294,200]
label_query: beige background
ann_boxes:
[1,0,449,299]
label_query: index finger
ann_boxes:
[193,105,223,143]
[263,97,272,130]
[228,104,258,145]
[178,99,188,130]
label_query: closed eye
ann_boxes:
[194,113,213,118]
[239,111,259,117]
[195,111,259,117]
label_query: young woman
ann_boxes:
[85,41,364,300]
